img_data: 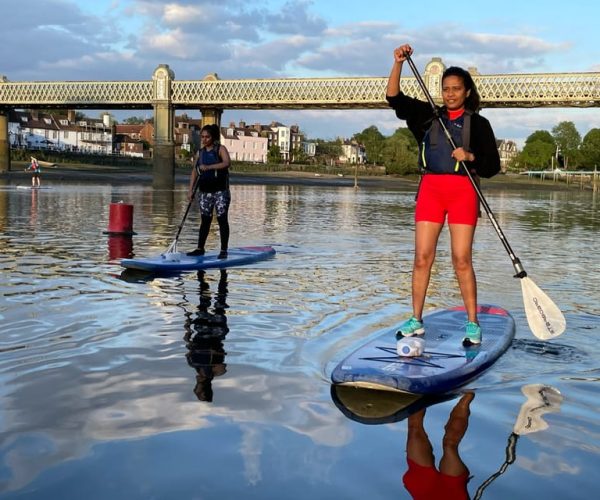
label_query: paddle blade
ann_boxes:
[520,276,566,340]
[513,384,563,436]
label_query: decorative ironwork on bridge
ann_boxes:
[1,59,599,188]
[1,60,599,109]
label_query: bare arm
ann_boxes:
[215,145,231,169]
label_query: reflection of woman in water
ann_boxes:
[184,270,229,402]
[403,392,474,500]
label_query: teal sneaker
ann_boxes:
[463,321,482,346]
[396,316,425,339]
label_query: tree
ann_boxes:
[516,140,556,170]
[525,130,555,146]
[552,121,581,168]
[353,125,385,164]
[291,146,308,164]
[580,128,600,170]
[315,139,342,166]
[382,127,419,174]
[123,116,147,125]
[267,144,281,163]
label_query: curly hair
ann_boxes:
[201,124,221,144]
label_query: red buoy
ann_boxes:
[104,202,136,235]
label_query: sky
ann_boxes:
[1,0,599,146]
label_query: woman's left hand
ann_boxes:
[452,148,475,162]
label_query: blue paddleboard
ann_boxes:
[121,246,276,272]
[331,305,515,395]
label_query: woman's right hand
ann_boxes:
[393,44,413,63]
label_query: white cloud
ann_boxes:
[162,3,208,25]
[1,0,598,144]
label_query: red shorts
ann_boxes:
[403,458,470,500]
[415,174,478,226]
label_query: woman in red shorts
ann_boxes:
[386,44,500,345]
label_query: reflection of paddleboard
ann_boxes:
[331,384,457,425]
[331,305,515,395]
[121,246,276,272]
[17,186,51,190]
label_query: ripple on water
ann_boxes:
[0,182,598,499]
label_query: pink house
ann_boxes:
[220,122,268,163]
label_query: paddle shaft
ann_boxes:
[173,173,202,245]
[472,432,518,499]
[404,54,526,279]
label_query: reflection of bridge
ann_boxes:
[1,58,599,188]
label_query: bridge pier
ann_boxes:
[200,107,223,128]
[199,74,223,129]
[0,111,10,173]
[152,65,175,190]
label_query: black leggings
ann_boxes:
[198,214,229,252]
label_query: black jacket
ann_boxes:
[387,92,501,178]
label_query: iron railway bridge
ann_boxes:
[1,58,599,188]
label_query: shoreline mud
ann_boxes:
[1,161,586,191]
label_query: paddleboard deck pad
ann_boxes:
[331,305,515,395]
[121,246,275,272]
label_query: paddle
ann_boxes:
[473,384,563,499]
[162,171,202,259]
[402,53,566,340]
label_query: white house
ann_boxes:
[339,140,366,164]
[8,110,113,154]
[269,122,291,161]
[496,139,518,173]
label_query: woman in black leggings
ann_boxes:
[187,124,232,259]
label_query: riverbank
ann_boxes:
[1,160,589,191]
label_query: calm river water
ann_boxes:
[0,175,598,499]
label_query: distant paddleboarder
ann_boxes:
[25,157,41,188]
